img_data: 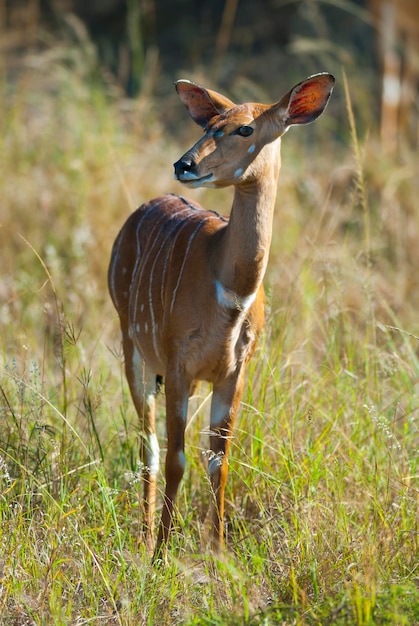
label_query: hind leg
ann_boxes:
[122,330,160,554]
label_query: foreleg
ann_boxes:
[207,368,245,549]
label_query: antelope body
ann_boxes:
[108,73,335,558]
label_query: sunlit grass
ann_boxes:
[1,51,419,624]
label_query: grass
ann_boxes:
[1,46,419,625]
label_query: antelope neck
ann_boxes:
[215,147,281,299]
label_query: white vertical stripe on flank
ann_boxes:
[149,208,193,358]
[159,209,198,307]
[131,209,170,332]
[169,217,210,314]
[130,200,165,297]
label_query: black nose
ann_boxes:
[174,155,194,178]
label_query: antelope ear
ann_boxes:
[274,73,335,127]
[175,80,236,128]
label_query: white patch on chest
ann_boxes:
[214,280,259,375]
[215,280,256,312]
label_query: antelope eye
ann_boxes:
[236,126,254,137]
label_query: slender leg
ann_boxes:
[154,370,189,559]
[122,330,160,555]
[207,368,245,549]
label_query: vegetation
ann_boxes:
[1,18,419,626]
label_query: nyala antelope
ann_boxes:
[108,72,335,558]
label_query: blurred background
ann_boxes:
[2,0,417,137]
[3,0,371,92]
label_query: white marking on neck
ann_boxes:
[215,280,256,312]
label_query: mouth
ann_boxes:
[174,172,214,187]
